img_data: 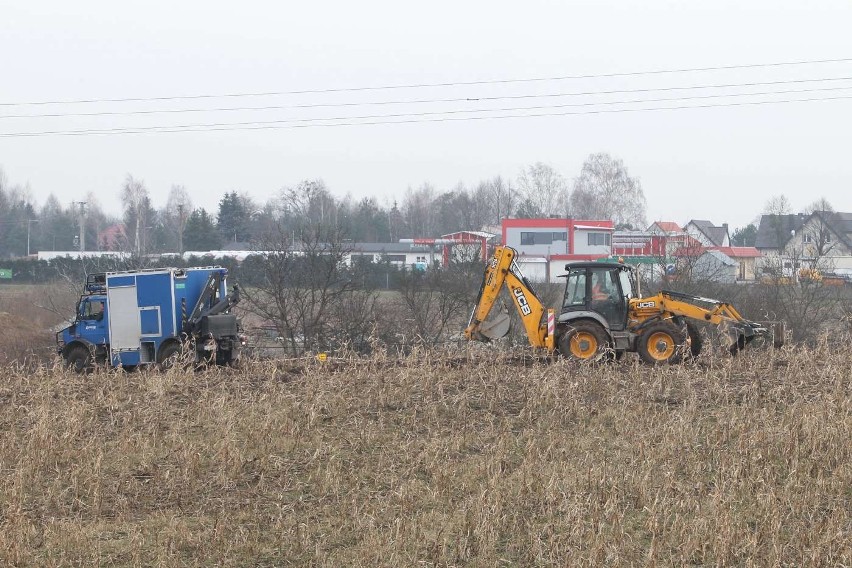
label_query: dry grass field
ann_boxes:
[0,341,850,567]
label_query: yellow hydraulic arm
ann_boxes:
[464,246,556,351]
[630,289,783,348]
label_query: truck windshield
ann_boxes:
[79,299,105,321]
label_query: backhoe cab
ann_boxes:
[465,246,782,363]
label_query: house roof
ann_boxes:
[754,214,806,249]
[754,211,852,250]
[814,211,852,248]
[687,219,729,247]
[440,230,496,240]
[701,249,737,266]
[671,246,704,258]
[710,246,762,258]
[649,221,682,233]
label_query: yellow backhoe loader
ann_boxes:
[464,246,783,363]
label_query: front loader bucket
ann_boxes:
[729,320,784,353]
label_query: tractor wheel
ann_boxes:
[728,332,748,355]
[638,322,687,365]
[686,321,703,358]
[66,345,94,374]
[157,342,183,370]
[558,321,610,361]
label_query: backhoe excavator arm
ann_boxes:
[464,246,556,351]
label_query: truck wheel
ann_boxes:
[66,345,94,374]
[638,322,686,365]
[558,321,610,361]
[157,342,183,370]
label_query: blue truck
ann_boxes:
[56,266,243,371]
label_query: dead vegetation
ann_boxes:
[0,284,69,365]
[0,341,850,566]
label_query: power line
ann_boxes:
[4,75,852,120]
[2,57,851,107]
[6,84,852,134]
[1,93,849,138]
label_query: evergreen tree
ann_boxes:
[731,223,758,247]
[217,191,251,243]
[183,208,223,251]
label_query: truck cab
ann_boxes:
[561,262,637,332]
[57,294,111,368]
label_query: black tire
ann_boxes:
[637,322,687,365]
[66,345,94,374]
[728,332,748,355]
[685,322,703,358]
[157,342,182,370]
[558,320,610,361]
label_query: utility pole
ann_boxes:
[73,201,87,252]
[27,219,39,257]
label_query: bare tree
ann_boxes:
[242,225,359,355]
[569,153,647,228]
[281,179,338,230]
[755,250,846,343]
[802,198,838,259]
[401,183,438,237]
[394,265,477,346]
[516,163,568,218]
[478,176,516,225]
[764,194,792,216]
[121,175,151,257]
[165,185,193,253]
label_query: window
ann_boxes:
[552,232,567,242]
[563,272,587,307]
[618,269,634,299]
[520,231,557,246]
[80,299,104,321]
[590,268,617,300]
[587,232,611,246]
[803,233,813,244]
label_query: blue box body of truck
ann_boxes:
[57,266,242,370]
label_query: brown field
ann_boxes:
[1,341,850,566]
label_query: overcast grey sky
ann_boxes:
[2,0,851,229]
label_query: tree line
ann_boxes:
[0,153,648,258]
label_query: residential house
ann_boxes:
[666,240,762,283]
[647,221,683,235]
[709,247,762,281]
[98,223,127,251]
[684,220,730,247]
[692,249,738,283]
[755,210,852,273]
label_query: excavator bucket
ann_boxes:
[478,312,511,341]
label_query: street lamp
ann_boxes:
[27,219,39,257]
